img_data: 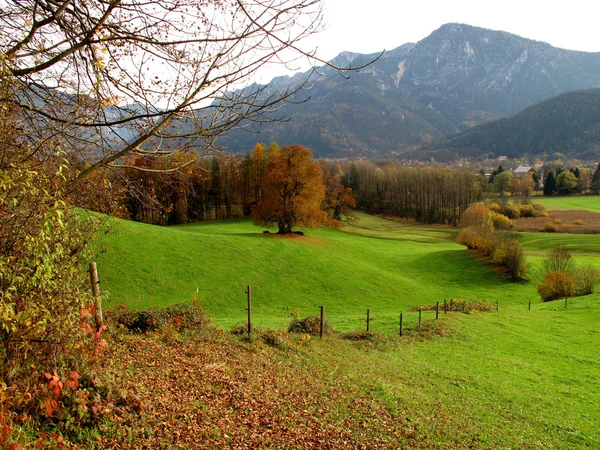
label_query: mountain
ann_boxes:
[217,23,600,158]
[416,88,600,161]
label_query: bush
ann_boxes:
[488,202,501,213]
[575,265,600,296]
[543,221,558,232]
[108,303,209,334]
[574,219,584,226]
[288,316,333,336]
[542,245,575,274]
[489,211,513,230]
[492,234,528,280]
[516,204,534,217]
[531,203,548,217]
[537,270,576,302]
[500,204,521,219]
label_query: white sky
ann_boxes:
[258,0,600,82]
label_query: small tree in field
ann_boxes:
[252,145,327,234]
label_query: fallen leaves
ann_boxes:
[95,333,410,448]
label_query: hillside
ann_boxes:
[419,88,600,160]
[216,23,600,158]
[92,212,600,331]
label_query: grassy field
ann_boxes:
[94,294,600,448]
[534,195,600,212]
[93,212,600,331]
[88,208,600,448]
[94,213,538,332]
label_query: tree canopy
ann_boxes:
[252,145,326,234]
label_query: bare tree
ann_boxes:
[1,0,371,182]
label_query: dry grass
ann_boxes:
[514,210,600,233]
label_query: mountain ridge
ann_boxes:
[217,23,600,159]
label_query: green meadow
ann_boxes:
[91,206,600,447]
[534,195,600,213]
[94,211,599,332]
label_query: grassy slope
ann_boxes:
[90,209,600,448]
[95,213,551,332]
[310,295,600,448]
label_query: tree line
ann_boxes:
[341,161,485,225]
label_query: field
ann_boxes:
[95,295,600,448]
[95,213,548,332]
[89,205,600,448]
[533,195,600,213]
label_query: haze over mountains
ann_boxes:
[218,23,600,160]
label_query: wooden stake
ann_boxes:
[399,313,403,337]
[418,308,422,326]
[496,300,499,311]
[436,301,439,320]
[89,262,103,331]
[444,299,447,314]
[246,285,252,337]
[528,299,531,311]
[319,306,324,339]
[366,309,370,333]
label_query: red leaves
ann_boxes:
[44,370,63,396]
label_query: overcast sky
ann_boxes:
[258,0,600,82]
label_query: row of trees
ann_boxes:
[543,166,597,196]
[97,143,355,232]
[341,161,484,225]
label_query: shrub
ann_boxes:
[492,234,528,280]
[575,265,600,296]
[488,202,501,213]
[542,245,575,274]
[108,303,209,334]
[489,211,513,230]
[531,203,548,217]
[500,204,521,219]
[515,204,534,217]
[288,316,333,336]
[543,221,558,233]
[574,219,584,226]
[537,270,576,302]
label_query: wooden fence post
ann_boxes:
[319,306,324,339]
[496,300,499,311]
[246,285,252,337]
[399,313,403,337]
[89,262,103,331]
[366,309,370,333]
[450,299,453,311]
[444,299,447,314]
[436,301,439,320]
[528,299,531,311]
[418,308,422,326]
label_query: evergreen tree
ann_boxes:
[544,171,557,196]
[591,164,600,194]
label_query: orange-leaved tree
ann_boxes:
[252,145,327,234]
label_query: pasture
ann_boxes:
[93,211,599,332]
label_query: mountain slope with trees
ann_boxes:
[421,88,600,160]
[218,23,600,158]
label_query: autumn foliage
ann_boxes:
[456,203,528,280]
[252,145,328,234]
